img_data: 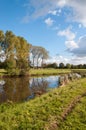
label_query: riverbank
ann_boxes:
[0,68,86,77]
[0,78,86,130]
[0,68,71,77]
[29,68,71,76]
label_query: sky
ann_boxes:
[0,0,86,65]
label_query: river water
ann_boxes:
[0,76,60,103]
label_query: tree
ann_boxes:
[35,47,49,68]
[30,45,38,68]
[0,30,5,60]
[40,47,49,67]
[77,64,83,69]
[59,62,65,69]
[0,30,30,75]
[2,31,17,59]
[44,63,58,68]
[16,37,30,75]
[0,31,17,70]
[83,64,86,69]
[0,30,4,47]
[30,45,49,68]
[66,63,71,69]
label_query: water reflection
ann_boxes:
[0,76,59,103]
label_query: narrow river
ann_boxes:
[0,76,60,103]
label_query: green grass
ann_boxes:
[0,69,7,76]
[0,68,86,76]
[29,68,71,76]
[58,95,86,130]
[0,68,71,76]
[0,78,86,130]
[72,69,86,76]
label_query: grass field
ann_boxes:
[58,96,86,130]
[0,78,86,130]
[0,68,86,76]
[29,68,71,76]
[72,69,86,77]
[0,68,71,76]
[0,69,7,75]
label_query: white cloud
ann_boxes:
[69,35,86,57]
[57,26,78,51]
[23,0,58,22]
[65,40,78,50]
[58,27,86,57]
[48,9,61,16]
[46,55,69,65]
[48,10,57,15]
[57,0,66,7]
[70,57,86,65]
[44,17,54,26]
[46,55,86,65]
[58,26,76,40]
[66,0,86,27]
[23,0,86,27]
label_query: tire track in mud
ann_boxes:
[46,91,86,130]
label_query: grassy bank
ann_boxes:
[72,69,86,77]
[58,95,86,130]
[29,68,71,76]
[0,69,7,76]
[0,68,71,77]
[0,78,86,130]
[0,68,86,77]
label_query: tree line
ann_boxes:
[42,62,86,69]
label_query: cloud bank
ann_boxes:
[58,26,76,41]
[46,54,86,65]
[58,27,86,59]
[70,35,86,57]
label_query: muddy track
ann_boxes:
[61,91,86,121]
[46,91,86,130]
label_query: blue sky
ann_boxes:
[0,0,86,64]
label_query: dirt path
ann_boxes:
[46,91,86,130]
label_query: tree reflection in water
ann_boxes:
[0,76,59,103]
[0,77,30,103]
[30,77,49,96]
